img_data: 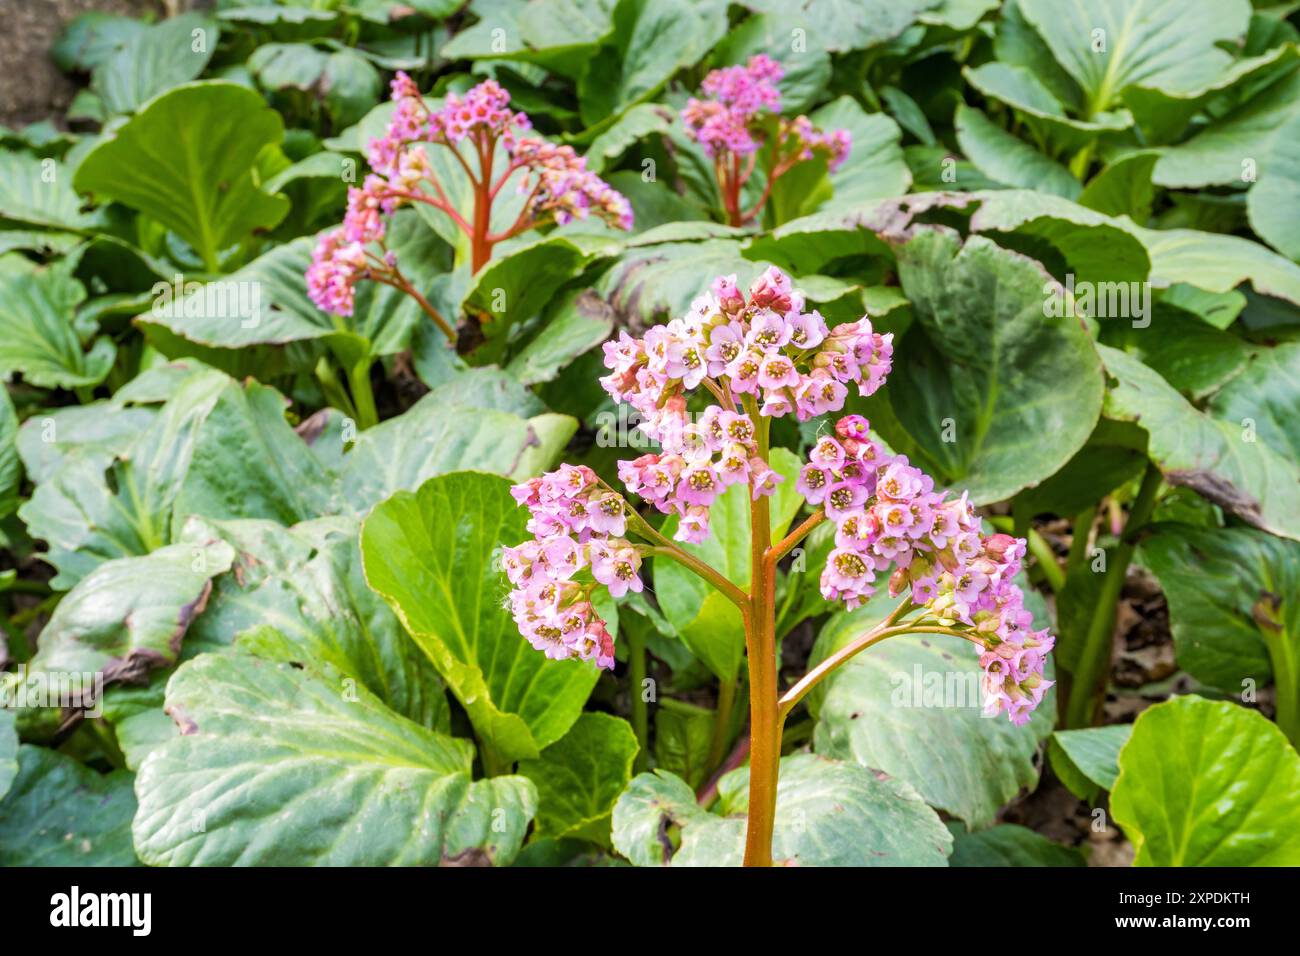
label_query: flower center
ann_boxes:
[834,552,867,576]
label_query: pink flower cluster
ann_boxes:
[799,415,1054,725]
[503,466,641,670]
[307,74,631,317]
[680,54,851,172]
[616,406,773,544]
[513,137,634,230]
[599,266,890,542]
[682,54,782,156]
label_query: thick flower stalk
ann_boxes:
[503,267,1053,865]
[307,74,634,340]
[681,55,851,227]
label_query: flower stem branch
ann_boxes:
[767,509,826,566]
[370,273,458,345]
[778,620,983,721]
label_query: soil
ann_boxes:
[0,0,166,128]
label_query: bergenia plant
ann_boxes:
[503,267,1054,866]
[681,55,851,227]
[308,73,634,340]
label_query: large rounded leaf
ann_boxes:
[1206,341,1300,464]
[1100,344,1300,541]
[1018,0,1250,117]
[518,712,638,845]
[132,649,535,865]
[0,264,114,390]
[361,471,599,765]
[0,711,16,802]
[812,596,1053,828]
[1154,70,1300,260]
[74,82,288,271]
[0,152,96,232]
[611,753,951,866]
[0,746,137,866]
[91,11,217,116]
[862,229,1104,504]
[949,822,1085,866]
[28,538,234,688]
[19,367,332,587]
[1110,696,1300,866]
[1140,524,1296,695]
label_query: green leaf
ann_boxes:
[91,12,217,115]
[1110,695,1300,865]
[0,263,114,390]
[518,712,638,845]
[1018,0,1251,117]
[577,0,708,127]
[612,754,952,866]
[463,232,621,362]
[963,62,1132,139]
[361,472,599,765]
[52,11,147,72]
[595,235,765,326]
[27,538,234,687]
[335,376,576,508]
[0,152,96,232]
[0,746,137,866]
[505,289,615,386]
[966,189,1150,285]
[18,368,336,587]
[140,212,441,370]
[653,697,716,790]
[1049,724,1132,798]
[1099,344,1300,540]
[812,604,1054,828]
[948,822,1086,866]
[1153,69,1300,259]
[744,0,939,54]
[181,516,450,732]
[1078,151,1159,220]
[440,0,611,79]
[1012,424,1146,520]
[0,388,19,519]
[581,103,674,174]
[812,97,911,204]
[1140,524,1296,697]
[968,189,1300,306]
[862,230,1104,504]
[74,82,289,272]
[1207,341,1300,463]
[1102,306,1252,401]
[955,104,1081,198]
[653,447,802,681]
[0,710,16,802]
[132,649,536,865]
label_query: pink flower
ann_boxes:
[757,354,800,390]
[591,543,643,598]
